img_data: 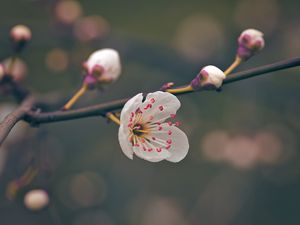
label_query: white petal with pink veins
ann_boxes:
[120,93,143,123]
[141,91,181,123]
[118,124,134,159]
[118,91,189,163]
[133,141,171,162]
[148,123,189,162]
[164,125,189,162]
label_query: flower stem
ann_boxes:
[106,112,121,125]
[224,56,242,76]
[6,166,38,200]
[7,56,17,75]
[62,84,88,110]
[166,85,194,94]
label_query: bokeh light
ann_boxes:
[2,58,28,82]
[73,15,110,42]
[173,14,225,62]
[54,0,83,25]
[57,171,107,209]
[234,0,280,35]
[45,48,69,73]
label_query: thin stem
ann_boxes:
[0,96,34,147]
[62,84,88,110]
[166,85,193,94]
[224,56,242,76]
[224,57,300,84]
[7,56,17,75]
[106,112,121,125]
[6,166,39,200]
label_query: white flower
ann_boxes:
[118,91,189,162]
[237,29,265,60]
[84,48,121,83]
[191,65,225,89]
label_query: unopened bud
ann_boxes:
[191,65,225,90]
[10,25,32,52]
[24,189,49,211]
[83,48,121,87]
[237,29,264,61]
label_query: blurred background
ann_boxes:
[1,0,300,224]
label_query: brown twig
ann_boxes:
[0,96,34,147]
[1,57,300,146]
[0,75,29,102]
[24,57,300,124]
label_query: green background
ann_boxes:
[1,0,300,225]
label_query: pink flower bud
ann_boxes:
[83,48,121,87]
[10,25,32,43]
[237,29,265,61]
[191,65,225,90]
[10,25,32,52]
[24,189,49,211]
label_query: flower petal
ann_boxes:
[141,91,180,123]
[150,123,189,162]
[165,125,189,162]
[120,93,143,124]
[118,124,133,159]
[132,139,171,162]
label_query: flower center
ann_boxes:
[132,123,147,136]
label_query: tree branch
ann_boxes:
[0,96,35,147]
[24,57,300,125]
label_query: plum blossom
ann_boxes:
[118,91,189,162]
[83,48,121,87]
[237,29,265,60]
[191,65,225,90]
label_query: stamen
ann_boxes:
[170,114,176,118]
[135,108,142,114]
[150,98,155,103]
[144,103,152,110]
